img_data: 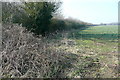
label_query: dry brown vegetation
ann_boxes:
[2,24,74,78]
[1,24,119,78]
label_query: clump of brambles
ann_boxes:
[1,24,71,78]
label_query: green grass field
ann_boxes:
[69,25,118,40]
[47,25,119,78]
[81,25,118,34]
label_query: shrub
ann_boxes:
[1,24,69,78]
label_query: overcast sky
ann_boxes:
[61,0,119,24]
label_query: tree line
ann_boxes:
[2,1,90,36]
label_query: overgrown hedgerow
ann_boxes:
[1,24,72,78]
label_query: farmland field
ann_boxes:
[2,1,119,78]
[47,25,119,78]
[2,24,119,78]
[80,25,118,34]
[69,25,118,40]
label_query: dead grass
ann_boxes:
[1,24,74,78]
[1,24,119,78]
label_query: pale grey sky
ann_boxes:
[61,0,119,24]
